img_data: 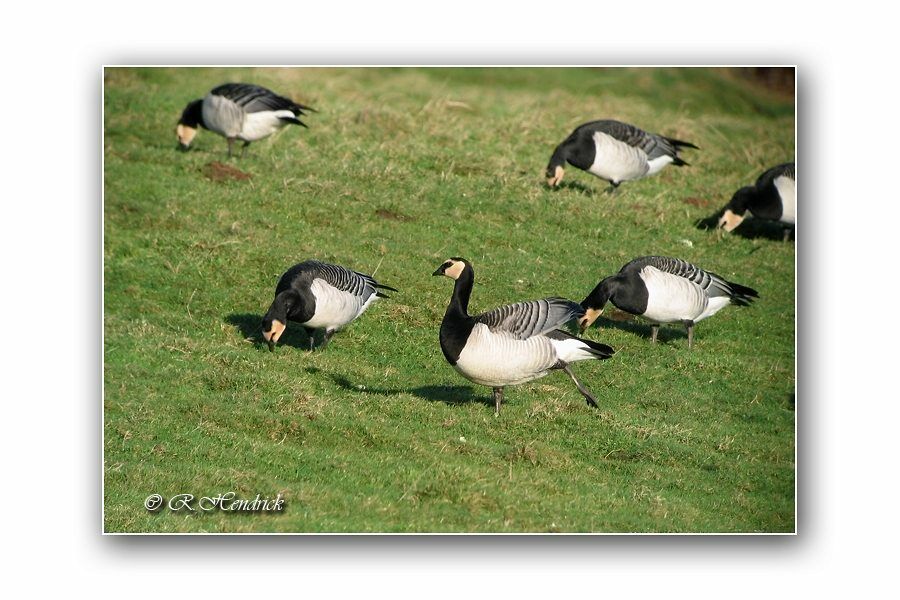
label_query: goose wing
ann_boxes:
[583,120,678,161]
[476,297,583,340]
[209,83,311,115]
[757,162,796,187]
[277,260,396,299]
[630,256,737,299]
[304,261,384,298]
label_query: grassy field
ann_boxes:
[103,67,795,533]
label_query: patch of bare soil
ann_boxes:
[202,161,251,182]
[682,196,714,208]
[375,208,414,222]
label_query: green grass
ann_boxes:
[104,67,795,533]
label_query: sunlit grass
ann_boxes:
[104,67,794,532]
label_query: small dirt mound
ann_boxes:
[375,208,413,222]
[202,162,251,182]
[682,196,714,208]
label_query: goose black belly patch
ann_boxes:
[611,276,649,315]
[439,318,476,365]
[750,186,785,220]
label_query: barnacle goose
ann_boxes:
[433,258,614,414]
[579,256,758,348]
[718,163,796,240]
[176,83,315,157]
[546,119,698,189]
[261,260,397,351]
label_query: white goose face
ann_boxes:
[717,209,745,232]
[546,165,565,187]
[176,123,198,148]
[262,319,286,351]
[578,307,604,332]
[433,258,466,280]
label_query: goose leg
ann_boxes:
[606,181,621,194]
[241,141,250,158]
[683,320,695,349]
[227,137,236,158]
[650,324,660,344]
[321,328,336,350]
[492,387,504,415]
[783,227,793,242]
[562,364,599,408]
[304,327,316,351]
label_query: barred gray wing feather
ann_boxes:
[636,256,735,298]
[476,298,584,340]
[757,162,795,187]
[210,83,307,115]
[587,120,677,160]
[304,261,380,298]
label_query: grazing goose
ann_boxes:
[433,257,614,414]
[546,119,698,189]
[718,163,796,240]
[176,83,314,157]
[261,260,397,351]
[579,256,758,348]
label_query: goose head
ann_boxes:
[718,187,753,232]
[261,318,286,352]
[579,277,614,332]
[176,99,203,150]
[546,165,565,187]
[432,257,468,280]
[718,209,747,232]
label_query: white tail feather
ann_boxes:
[550,337,601,363]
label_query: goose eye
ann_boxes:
[443,261,452,269]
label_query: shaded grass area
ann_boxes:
[104,67,795,532]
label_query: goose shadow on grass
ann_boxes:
[695,211,794,242]
[328,373,490,408]
[585,315,689,345]
[225,313,317,352]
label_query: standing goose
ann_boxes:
[176,83,315,157]
[579,256,758,348]
[262,260,397,351]
[433,257,614,414]
[718,163,796,240]
[546,119,698,189]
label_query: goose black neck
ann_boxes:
[582,277,614,311]
[263,290,296,325]
[546,144,569,173]
[447,264,474,319]
[439,264,476,365]
[726,187,755,216]
[179,99,205,129]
